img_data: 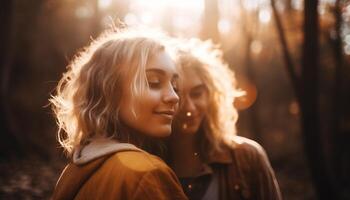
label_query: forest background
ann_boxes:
[0,0,349,199]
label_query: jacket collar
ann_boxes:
[73,138,143,165]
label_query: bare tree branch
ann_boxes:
[271,0,301,102]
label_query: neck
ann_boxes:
[117,121,164,158]
[169,130,203,177]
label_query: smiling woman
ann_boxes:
[119,50,180,138]
[167,38,282,200]
[49,28,187,200]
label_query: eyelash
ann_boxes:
[191,90,203,98]
[147,80,179,94]
[148,81,161,89]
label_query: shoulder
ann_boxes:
[224,137,282,199]
[76,150,172,187]
[228,136,266,156]
[72,150,187,199]
[98,150,186,199]
[101,150,173,175]
[225,136,271,168]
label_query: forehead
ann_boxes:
[183,68,203,89]
[146,51,177,75]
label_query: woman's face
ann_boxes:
[119,50,180,138]
[175,68,209,135]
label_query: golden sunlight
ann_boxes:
[124,0,204,36]
[98,0,113,10]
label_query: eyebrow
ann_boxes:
[146,68,179,79]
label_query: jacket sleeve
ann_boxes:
[252,144,282,200]
[132,165,188,200]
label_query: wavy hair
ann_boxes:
[174,38,243,158]
[50,28,170,156]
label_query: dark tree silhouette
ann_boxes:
[0,0,22,158]
[301,0,336,199]
[271,0,300,100]
[271,0,341,198]
[330,1,349,198]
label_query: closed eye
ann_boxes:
[148,81,161,89]
[190,85,206,98]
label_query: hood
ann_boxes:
[52,139,143,200]
[73,138,143,165]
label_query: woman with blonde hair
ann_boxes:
[50,28,188,200]
[167,38,282,200]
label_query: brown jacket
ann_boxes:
[52,140,188,200]
[209,136,282,200]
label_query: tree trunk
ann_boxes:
[285,0,292,12]
[202,0,220,43]
[238,1,262,142]
[91,0,102,38]
[0,0,23,159]
[331,0,348,198]
[271,0,300,101]
[301,0,337,199]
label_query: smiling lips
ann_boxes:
[154,110,175,120]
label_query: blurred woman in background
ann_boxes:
[167,38,282,200]
[50,28,188,200]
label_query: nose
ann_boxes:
[182,96,196,114]
[163,85,179,105]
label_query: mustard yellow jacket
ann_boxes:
[52,140,188,200]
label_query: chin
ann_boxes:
[179,123,199,135]
[152,126,172,137]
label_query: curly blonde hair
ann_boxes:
[50,28,171,156]
[174,38,243,158]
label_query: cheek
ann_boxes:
[135,91,162,121]
[119,106,137,130]
[141,90,162,105]
[196,98,209,115]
